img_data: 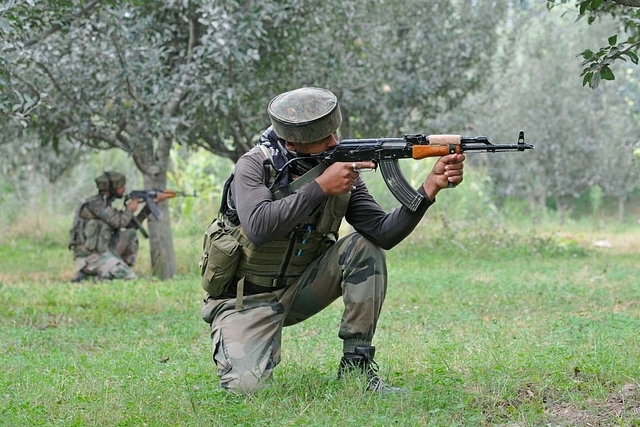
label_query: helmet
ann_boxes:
[267,87,342,143]
[95,171,126,192]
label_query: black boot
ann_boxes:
[70,270,90,283]
[338,345,405,393]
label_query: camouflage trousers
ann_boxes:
[75,229,139,280]
[201,232,387,393]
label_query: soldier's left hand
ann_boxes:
[422,153,465,199]
[154,192,170,203]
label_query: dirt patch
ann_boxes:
[548,383,640,426]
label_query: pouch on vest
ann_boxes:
[200,218,241,297]
[68,207,86,250]
[316,192,350,234]
[84,219,112,253]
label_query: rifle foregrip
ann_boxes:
[412,144,462,159]
[378,160,424,212]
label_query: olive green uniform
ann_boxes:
[69,194,138,280]
[201,144,435,392]
[201,87,437,393]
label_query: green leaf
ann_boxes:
[600,66,615,81]
[581,49,595,60]
[608,35,617,46]
[625,51,639,64]
[579,1,588,14]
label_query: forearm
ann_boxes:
[94,204,135,229]
[347,184,435,250]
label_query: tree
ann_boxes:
[1,0,348,279]
[1,0,106,126]
[450,2,632,224]
[547,0,640,88]
[292,0,509,138]
[593,68,640,222]
[2,0,510,278]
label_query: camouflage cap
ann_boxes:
[268,87,342,144]
[95,171,126,192]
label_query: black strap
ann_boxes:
[273,163,327,200]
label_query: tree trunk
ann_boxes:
[340,105,352,139]
[538,191,546,213]
[612,0,640,7]
[143,170,177,280]
[618,195,626,224]
[555,194,566,226]
[132,133,177,280]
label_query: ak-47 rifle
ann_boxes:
[321,130,534,212]
[125,189,197,238]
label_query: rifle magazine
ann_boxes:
[378,160,424,212]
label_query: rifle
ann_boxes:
[321,130,534,212]
[124,189,197,237]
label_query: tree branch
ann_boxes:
[110,30,149,111]
[612,0,640,7]
[22,0,104,48]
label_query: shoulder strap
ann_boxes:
[272,162,327,200]
[257,144,271,161]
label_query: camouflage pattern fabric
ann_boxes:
[201,232,387,393]
[74,228,138,280]
[95,171,126,191]
[75,250,137,280]
[112,229,138,267]
[267,87,342,144]
[70,194,138,280]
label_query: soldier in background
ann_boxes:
[68,171,166,282]
[200,87,465,393]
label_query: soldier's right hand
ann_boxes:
[315,161,375,196]
[126,198,139,212]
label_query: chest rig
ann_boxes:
[219,133,350,305]
[68,195,114,257]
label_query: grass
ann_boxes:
[1,218,639,426]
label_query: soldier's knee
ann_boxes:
[351,233,386,262]
[221,373,268,394]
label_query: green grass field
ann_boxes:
[1,221,639,426]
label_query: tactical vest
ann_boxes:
[224,143,350,290]
[68,196,115,257]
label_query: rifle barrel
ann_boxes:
[462,143,535,152]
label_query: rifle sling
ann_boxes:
[272,163,327,200]
[130,215,148,238]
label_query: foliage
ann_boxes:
[579,34,640,88]
[548,0,640,88]
[290,0,509,138]
[166,143,234,231]
[439,2,640,224]
[0,127,92,204]
[0,0,511,278]
[1,1,509,156]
